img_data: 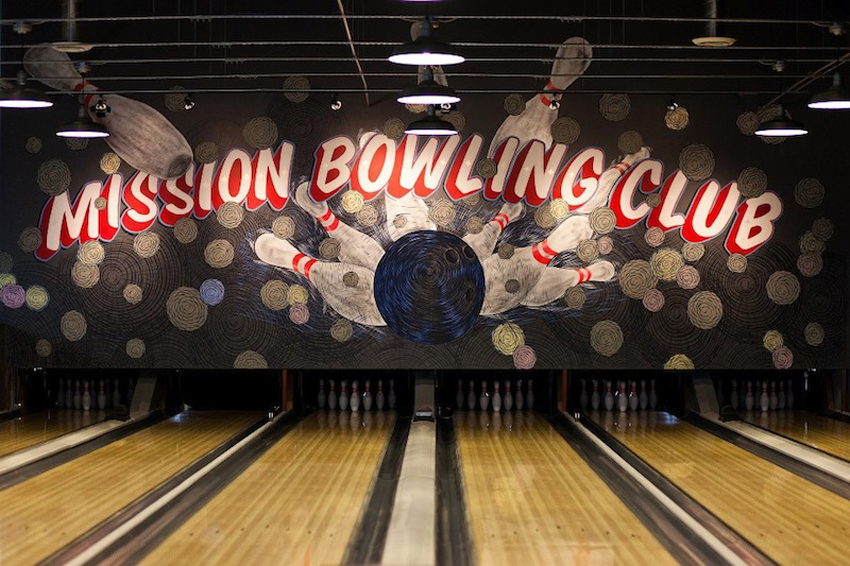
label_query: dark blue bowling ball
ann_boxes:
[374,231,485,345]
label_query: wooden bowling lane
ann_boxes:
[743,410,850,461]
[140,410,395,566]
[591,411,850,565]
[0,409,108,457]
[0,411,259,565]
[456,411,676,566]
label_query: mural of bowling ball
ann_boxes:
[374,231,485,345]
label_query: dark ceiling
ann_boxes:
[1,1,849,106]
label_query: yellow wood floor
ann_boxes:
[456,411,676,566]
[0,411,259,565]
[743,410,850,461]
[590,410,850,565]
[141,410,395,566]
[0,409,108,457]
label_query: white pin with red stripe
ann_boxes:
[463,202,524,261]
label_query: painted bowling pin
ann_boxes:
[604,381,614,411]
[760,382,769,412]
[363,381,373,411]
[504,380,514,411]
[376,380,386,411]
[489,37,593,154]
[293,182,385,271]
[328,380,338,410]
[317,379,327,409]
[24,46,192,180]
[479,381,490,411]
[591,379,601,410]
[745,381,754,411]
[463,202,525,261]
[467,379,477,411]
[97,379,106,410]
[492,381,502,412]
[521,261,616,308]
[254,233,386,326]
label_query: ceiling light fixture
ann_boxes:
[666,94,679,111]
[183,93,196,111]
[405,105,457,136]
[692,0,736,47]
[808,72,850,110]
[397,66,461,105]
[330,93,342,111]
[389,18,464,66]
[0,70,53,109]
[56,105,109,138]
[754,103,808,137]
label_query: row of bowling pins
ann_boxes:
[316,379,396,412]
[581,379,659,412]
[57,378,126,411]
[729,380,795,412]
[456,379,535,412]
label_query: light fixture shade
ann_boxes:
[56,107,109,138]
[808,73,850,110]
[405,114,457,136]
[397,79,461,105]
[0,71,53,109]
[389,37,465,66]
[754,117,808,137]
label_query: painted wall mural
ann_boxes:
[0,38,846,370]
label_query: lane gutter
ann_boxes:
[435,415,475,566]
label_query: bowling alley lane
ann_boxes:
[456,411,676,566]
[0,409,108,457]
[743,410,850,461]
[590,411,850,565]
[0,411,260,564]
[141,410,395,565]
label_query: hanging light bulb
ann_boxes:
[183,93,196,111]
[0,70,53,109]
[754,103,808,137]
[56,104,109,138]
[808,72,850,110]
[389,19,464,66]
[330,93,342,111]
[91,95,110,117]
[397,66,461,105]
[405,105,457,136]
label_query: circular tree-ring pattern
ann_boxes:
[77,241,104,265]
[194,142,218,164]
[763,330,784,352]
[599,93,631,121]
[799,231,825,255]
[133,232,160,259]
[492,323,525,355]
[551,117,581,144]
[383,118,406,141]
[123,284,143,304]
[643,288,665,312]
[234,350,269,369]
[216,202,244,229]
[589,207,616,234]
[341,190,364,213]
[794,178,824,208]
[513,345,537,369]
[665,107,689,130]
[443,111,466,132]
[498,244,515,260]
[71,262,99,288]
[200,279,225,306]
[687,291,723,329]
[597,236,613,255]
[737,167,767,198]
[17,227,42,253]
[664,354,694,370]
[676,265,700,289]
[682,243,705,263]
[126,338,146,359]
[61,310,87,341]
[650,248,683,281]
[618,130,643,154]
[288,284,309,305]
[504,94,525,115]
[100,152,121,174]
[804,323,824,346]
[283,75,311,103]
[533,204,556,229]
[549,199,569,219]
[0,251,13,273]
[204,240,234,268]
[564,286,586,309]
[590,320,623,357]
[772,345,793,369]
[243,117,279,149]
[619,260,657,299]
[355,204,378,227]
[475,158,498,179]
[65,138,88,151]
[737,111,760,136]
[331,319,354,342]
[166,287,208,331]
[25,285,50,311]
[797,253,823,278]
[319,238,341,260]
[36,339,51,357]
[174,218,198,244]
[37,159,71,196]
[811,218,834,241]
[164,86,187,111]
[261,280,289,310]
[576,239,599,262]
[289,303,310,325]
[679,143,715,181]
[429,199,456,227]
[766,271,800,305]
[465,216,484,234]
[644,227,664,247]
[343,271,359,288]
[25,137,42,154]
[0,285,25,308]
[272,216,295,240]
[727,253,747,273]
[646,194,662,208]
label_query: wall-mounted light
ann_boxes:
[56,105,109,138]
[330,93,342,111]
[389,18,464,66]
[405,105,457,136]
[183,93,195,111]
[90,95,110,117]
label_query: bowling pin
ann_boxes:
[489,37,593,154]
[339,380,350,411]
[604,380,614,411]
[376,380,386,411]
[515,379,525,411]
[479,381,490,412]
[328,380,338,410]
[504,380,514,411]
[760,382,769,412]
[24,46,192,180]
[385,190,438,241]
[579,378,589,410]
[350,381,361,412]
[58,378,65,408]
[112,378,121,407]
[467,380,476,411]
[293,183,385,271]
[571,147,651,215]
[786,379,794,409]
[649,379,658,410]
[97,379,106,410]
[463,202,525,261]
[591,379,601,410]
[526,379,535,410]
[317,379,327,409]
[254,233,386,326]
[731,380,739,410]
[628,381,639,411]
[82,380,91,411]
[639,380,648,411]
[617,382,628,412]
[363,381,373,411]
[388,379,397,409]
[778,381,786,410]
[65,380,73,409]
[522,261,616,308]
[745,381,754,411]
[73,380,81,410]
[492,381,502,412]
[769,382,778,411]
[456,379,465,410]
